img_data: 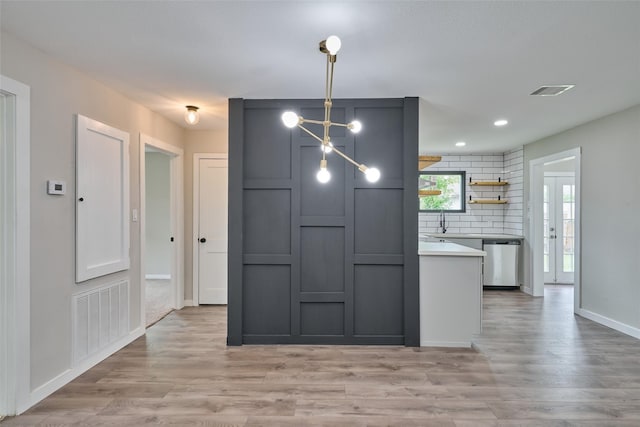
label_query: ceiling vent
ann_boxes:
[530,85,575,96]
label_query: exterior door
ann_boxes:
[197,157,228,304]
[543,176,575,284]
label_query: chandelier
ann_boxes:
[281,36,381,184]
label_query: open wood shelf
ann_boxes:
[469,181,509,186]
[418,189,442,196]
[418,155,442,169]
[468,199,508,204]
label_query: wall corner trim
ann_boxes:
[22,327,144,414]
[577,308,640,340]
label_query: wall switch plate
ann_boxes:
[47,180,66,195]
[132,208,138,222]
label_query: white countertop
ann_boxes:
[423,233,524,240]
[419,241,486,257]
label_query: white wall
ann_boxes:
[183,130,228,302]
[418,148,524,235]
[0,31,185,396]
[145,152,171,277]
[523,104,640,330]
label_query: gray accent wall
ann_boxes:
[228,98,419,346]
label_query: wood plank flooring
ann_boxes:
[5,285,640,426]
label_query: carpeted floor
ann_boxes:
[145,279,174,327]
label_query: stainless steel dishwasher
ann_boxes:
[483,239,520,287]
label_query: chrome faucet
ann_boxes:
[439,210,447,234]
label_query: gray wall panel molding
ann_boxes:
[228,97,419,346]
[402,97,420,346]
[227,98,244,345]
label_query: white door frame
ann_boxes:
[192,153,228,306]
[0,75,30,415]
[139,134,184,325]
[528,147,581,311]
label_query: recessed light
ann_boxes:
[455,141,466,147]
[494,119,508,127]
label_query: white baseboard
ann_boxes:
[183,299,194,306]
[145,274,171,280]
[521,285,534,295]
[23,326,144,414]
[420,340,472,348]
[577,308,640,340]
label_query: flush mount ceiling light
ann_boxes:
[184,105,200,125]
[494,119,508,127]
[281,35,380,184]
[455,141,466,147]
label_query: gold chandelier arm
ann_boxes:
[297,124,325,144]
[328,144,363,169]
[330,122,349,128]
[299,118,325,126]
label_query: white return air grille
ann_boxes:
[73,280,129,363]
[530,85,575,96]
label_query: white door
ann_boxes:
[543,176,575,284]
[196,157,228,304]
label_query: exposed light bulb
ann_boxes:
[282,111,299,128]
[494,119,508,127]
[317,159,331,183]
[365,167,381,183]
[349,120,362,133]
[184,106,200,125]
[321,141,334,153]
[325,35,342,55]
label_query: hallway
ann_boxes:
[5,287,640,426]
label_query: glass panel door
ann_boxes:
[543,175,575,284]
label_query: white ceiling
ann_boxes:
[2,1,639,154]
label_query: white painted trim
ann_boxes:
[183,299,194,307]
[577,308,640,340]
[420,341,471,348]
[528,148,581,309]
[0,75,30,416]
[25,326,144,412]
[139,134,184,331]
[544,171,575,177]
[75,115,130,282]
[192,153,228,306]
[145,274,171,280]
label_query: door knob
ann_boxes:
[199,237,206,243]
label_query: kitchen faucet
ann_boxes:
[439,210,447,234]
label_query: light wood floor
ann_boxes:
[5,286,640,426]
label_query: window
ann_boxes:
[419,171,466,212]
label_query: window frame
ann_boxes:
[418,170,466,213]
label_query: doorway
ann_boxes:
[543,169,575,284]
[192,154,228,305]
[529,148,581,311]
[0,75,30,415]
[139,134,184,327]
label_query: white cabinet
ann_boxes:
[418,242,484,347]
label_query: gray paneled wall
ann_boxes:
[228,98,418,345]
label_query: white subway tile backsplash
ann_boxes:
[419,148,523,236]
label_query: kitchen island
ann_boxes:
[419,241,486,347]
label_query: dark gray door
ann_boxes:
[228,98,418,345]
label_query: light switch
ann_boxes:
[47,180,66,195]
[132,208,138,222]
